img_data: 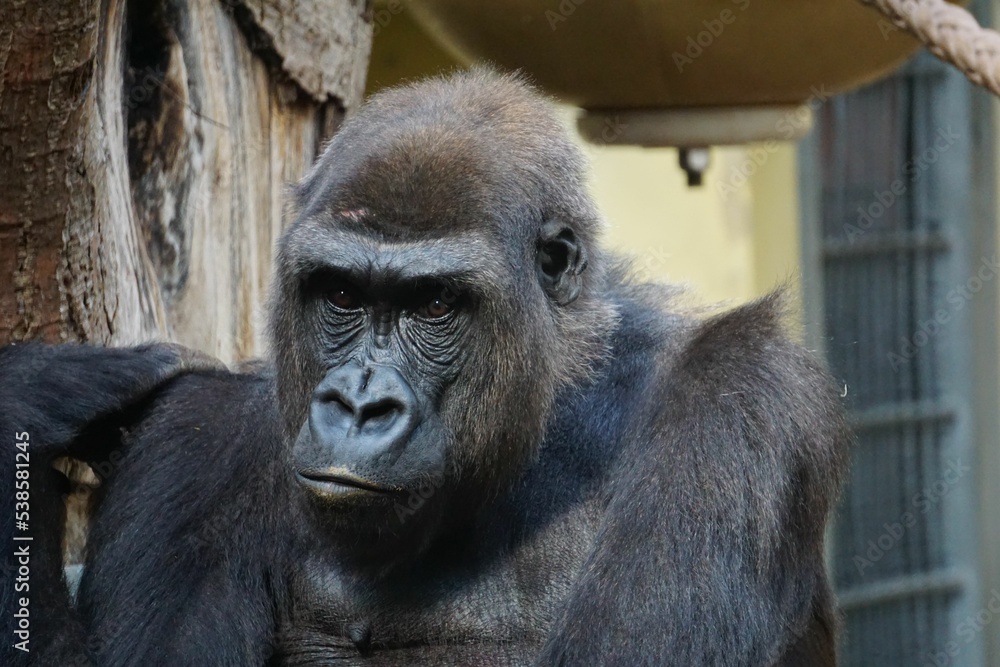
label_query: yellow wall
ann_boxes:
[582,140,800,307]
[366,8,802,310]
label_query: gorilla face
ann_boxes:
[278,217,571,553]
[268,72,617,558]
[287,223,493,507]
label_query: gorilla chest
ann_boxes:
[280,504,601,664]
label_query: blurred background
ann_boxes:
[1,0,998,664]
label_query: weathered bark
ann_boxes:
[0,0,372,562]
[0,0,371,358]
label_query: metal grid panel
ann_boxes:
[805,55,985,667]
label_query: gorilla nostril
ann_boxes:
[358,400,402,426]
[330,395,354,415]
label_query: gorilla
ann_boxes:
[1,70,849,666]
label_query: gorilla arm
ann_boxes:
[0,343,222,665]
[77,370,288,667]
[537,295,850,666]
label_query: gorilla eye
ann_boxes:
[417,287,458,320]
[327,285,361,311]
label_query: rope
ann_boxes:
[858,0,1000,96]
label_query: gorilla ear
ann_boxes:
[537,221,588,306]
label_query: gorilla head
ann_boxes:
[269,71,618,560]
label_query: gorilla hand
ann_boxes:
[0,342,224,460]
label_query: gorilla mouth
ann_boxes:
[296,469,401,497]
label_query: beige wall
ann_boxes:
[582,139,800,308]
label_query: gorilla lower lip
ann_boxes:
[296,470,398,496]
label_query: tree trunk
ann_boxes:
[0,0,371,358]
[0,0,372,562]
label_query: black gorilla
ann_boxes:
[1,71,849,666]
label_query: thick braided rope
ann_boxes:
[858,0,1000,96]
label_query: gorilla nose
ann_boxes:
[310,364,421,463]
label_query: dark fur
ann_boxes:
[1,71,849,666]
[0,343,221,665]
